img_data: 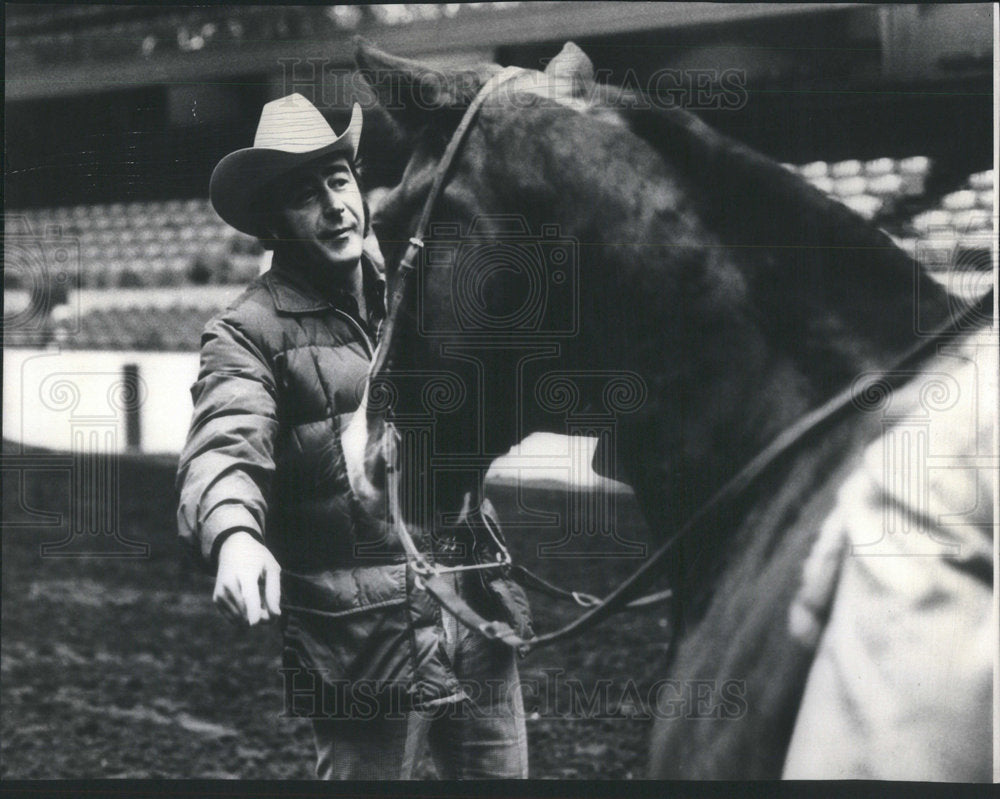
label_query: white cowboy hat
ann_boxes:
[210,94,362,237]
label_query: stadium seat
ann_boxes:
[49,302,222,351]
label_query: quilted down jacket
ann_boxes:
[176,253,467,710]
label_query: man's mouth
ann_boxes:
[322,226,354,242]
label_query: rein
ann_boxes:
[371,68,996,652]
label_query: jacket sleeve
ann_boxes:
[176,313,279,569]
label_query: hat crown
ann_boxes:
[252,93,359,155]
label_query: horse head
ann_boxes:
[347,38,953,581]
[346,40,629,533]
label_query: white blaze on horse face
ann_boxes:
[341,388,389,520]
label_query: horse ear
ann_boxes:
[543,41,595,99]
[354,37,495,133]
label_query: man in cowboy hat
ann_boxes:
[176,94,529,779]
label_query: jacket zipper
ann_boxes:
[332,309,375,358]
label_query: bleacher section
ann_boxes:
[53,304,222,351]
[899,169,995,248]
[783,155,935,223]
[782,159,995,295]
[6,5,559,67]
[4,198,263,351]
[782,158,994,250]
[9,199,264,290]
[4,162,994,352]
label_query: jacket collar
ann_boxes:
[264,253,385,315]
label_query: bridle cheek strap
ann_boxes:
[368,66,526,383]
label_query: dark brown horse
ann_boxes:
[343,40,989,778]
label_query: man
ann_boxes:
[176,93,528,779]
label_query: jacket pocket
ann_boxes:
[281,564,415,712]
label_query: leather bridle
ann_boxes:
[370,67,996,653]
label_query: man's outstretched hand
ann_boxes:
[214,531,281,626]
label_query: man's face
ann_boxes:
[271,154,365,273]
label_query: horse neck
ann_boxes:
[478,102,952,525]
[608,238,951,533]
[622,103,955,388]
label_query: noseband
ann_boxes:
[371,67,995,653]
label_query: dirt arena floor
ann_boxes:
[2,442,671,779]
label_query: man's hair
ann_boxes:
[253,156,370,251]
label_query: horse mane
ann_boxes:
[351,42,984,776]
[617,93,911,264]
[602,89,954,399]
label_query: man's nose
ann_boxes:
[320,186,345,216]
